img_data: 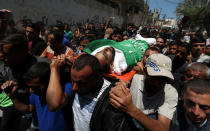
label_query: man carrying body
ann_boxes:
[110,54,178,131]
[46,54,137,131]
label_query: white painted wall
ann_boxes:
[0,0,123,24]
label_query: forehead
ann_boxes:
[192,42,205,46]
[185,88,210,106]
[1,43,14,52]
[71,65,93,81]
[170,45,177,47]
[157,38,164,41]
[26,27,34,31]
[2,43,13,49]
[178,46,187,52]
[48,34,54,39]
[26,77,41,85]
[145,49,158,55]
[186,67,206,76]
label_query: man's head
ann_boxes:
[145,54,173,89]
[174,44,189,62]
[191,37,206,58]
[71,54,102,95]
[168,43,178,55]
[142,47,160,66]
[110,30,122,42]
[23,62,50,95]
[25,23,40,41]
[47,30,64,50]
[156,37,165,46]
[87,23,95,30]
[0,33,28,67]
[183,79,210,124]
[184,62,210,81]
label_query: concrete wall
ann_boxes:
[0,0,124,24]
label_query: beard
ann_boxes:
[172,57,186,72]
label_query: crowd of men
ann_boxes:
[0,9,210,131]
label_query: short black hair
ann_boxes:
[191,36,206,44]
[146,47,161,53]
[54,23,64,31]
[48,30,64,43]
[23,62,50,84]
[169,43,177,47]
[1,33,28,50]
[72,54,101,76]
[178,42,191,54]
[26,23,40,33]
[184,79,210,95]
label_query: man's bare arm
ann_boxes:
[46,55,68,111]
[109,83,171,131]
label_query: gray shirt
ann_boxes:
[130,74,178,120]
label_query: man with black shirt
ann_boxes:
[26,23,47,56]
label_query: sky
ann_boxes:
[147,0,183,19]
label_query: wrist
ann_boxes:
[126,104,138,117]
[50,66,60,72]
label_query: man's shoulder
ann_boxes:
[34,56,51,64]
[164,84,178,99]
[131,74,145,85]
[130,74,145,91]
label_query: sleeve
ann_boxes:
[158,84,178,120]
[40,48,47,57]
[29,94,35,106]
[130,74,144,109]
[66,48,74,57]
[63,83,72,96]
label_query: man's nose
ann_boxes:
[192,105,201,116]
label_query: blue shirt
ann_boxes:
[29,83,72,131]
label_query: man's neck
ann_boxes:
[144,79,163,97]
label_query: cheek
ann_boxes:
[205,110,210,116]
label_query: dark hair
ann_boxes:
[1,33,28,50]
[48,30,64,43]
[184,79,210,94]
[140,28,150,37]
[169,43,177,47]
[108,47,115,64]
[146,47,161,53]
[54,23,65,31]
[110,29,122,40]
[178,42,191,54]
[23,62,50,84]
[26,23,40,33]
[72,54,101,76]
[157,37,165,44]
[191,36,205,44]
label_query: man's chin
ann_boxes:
[189,116,205,124]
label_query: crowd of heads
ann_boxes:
[0,12,210,131]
